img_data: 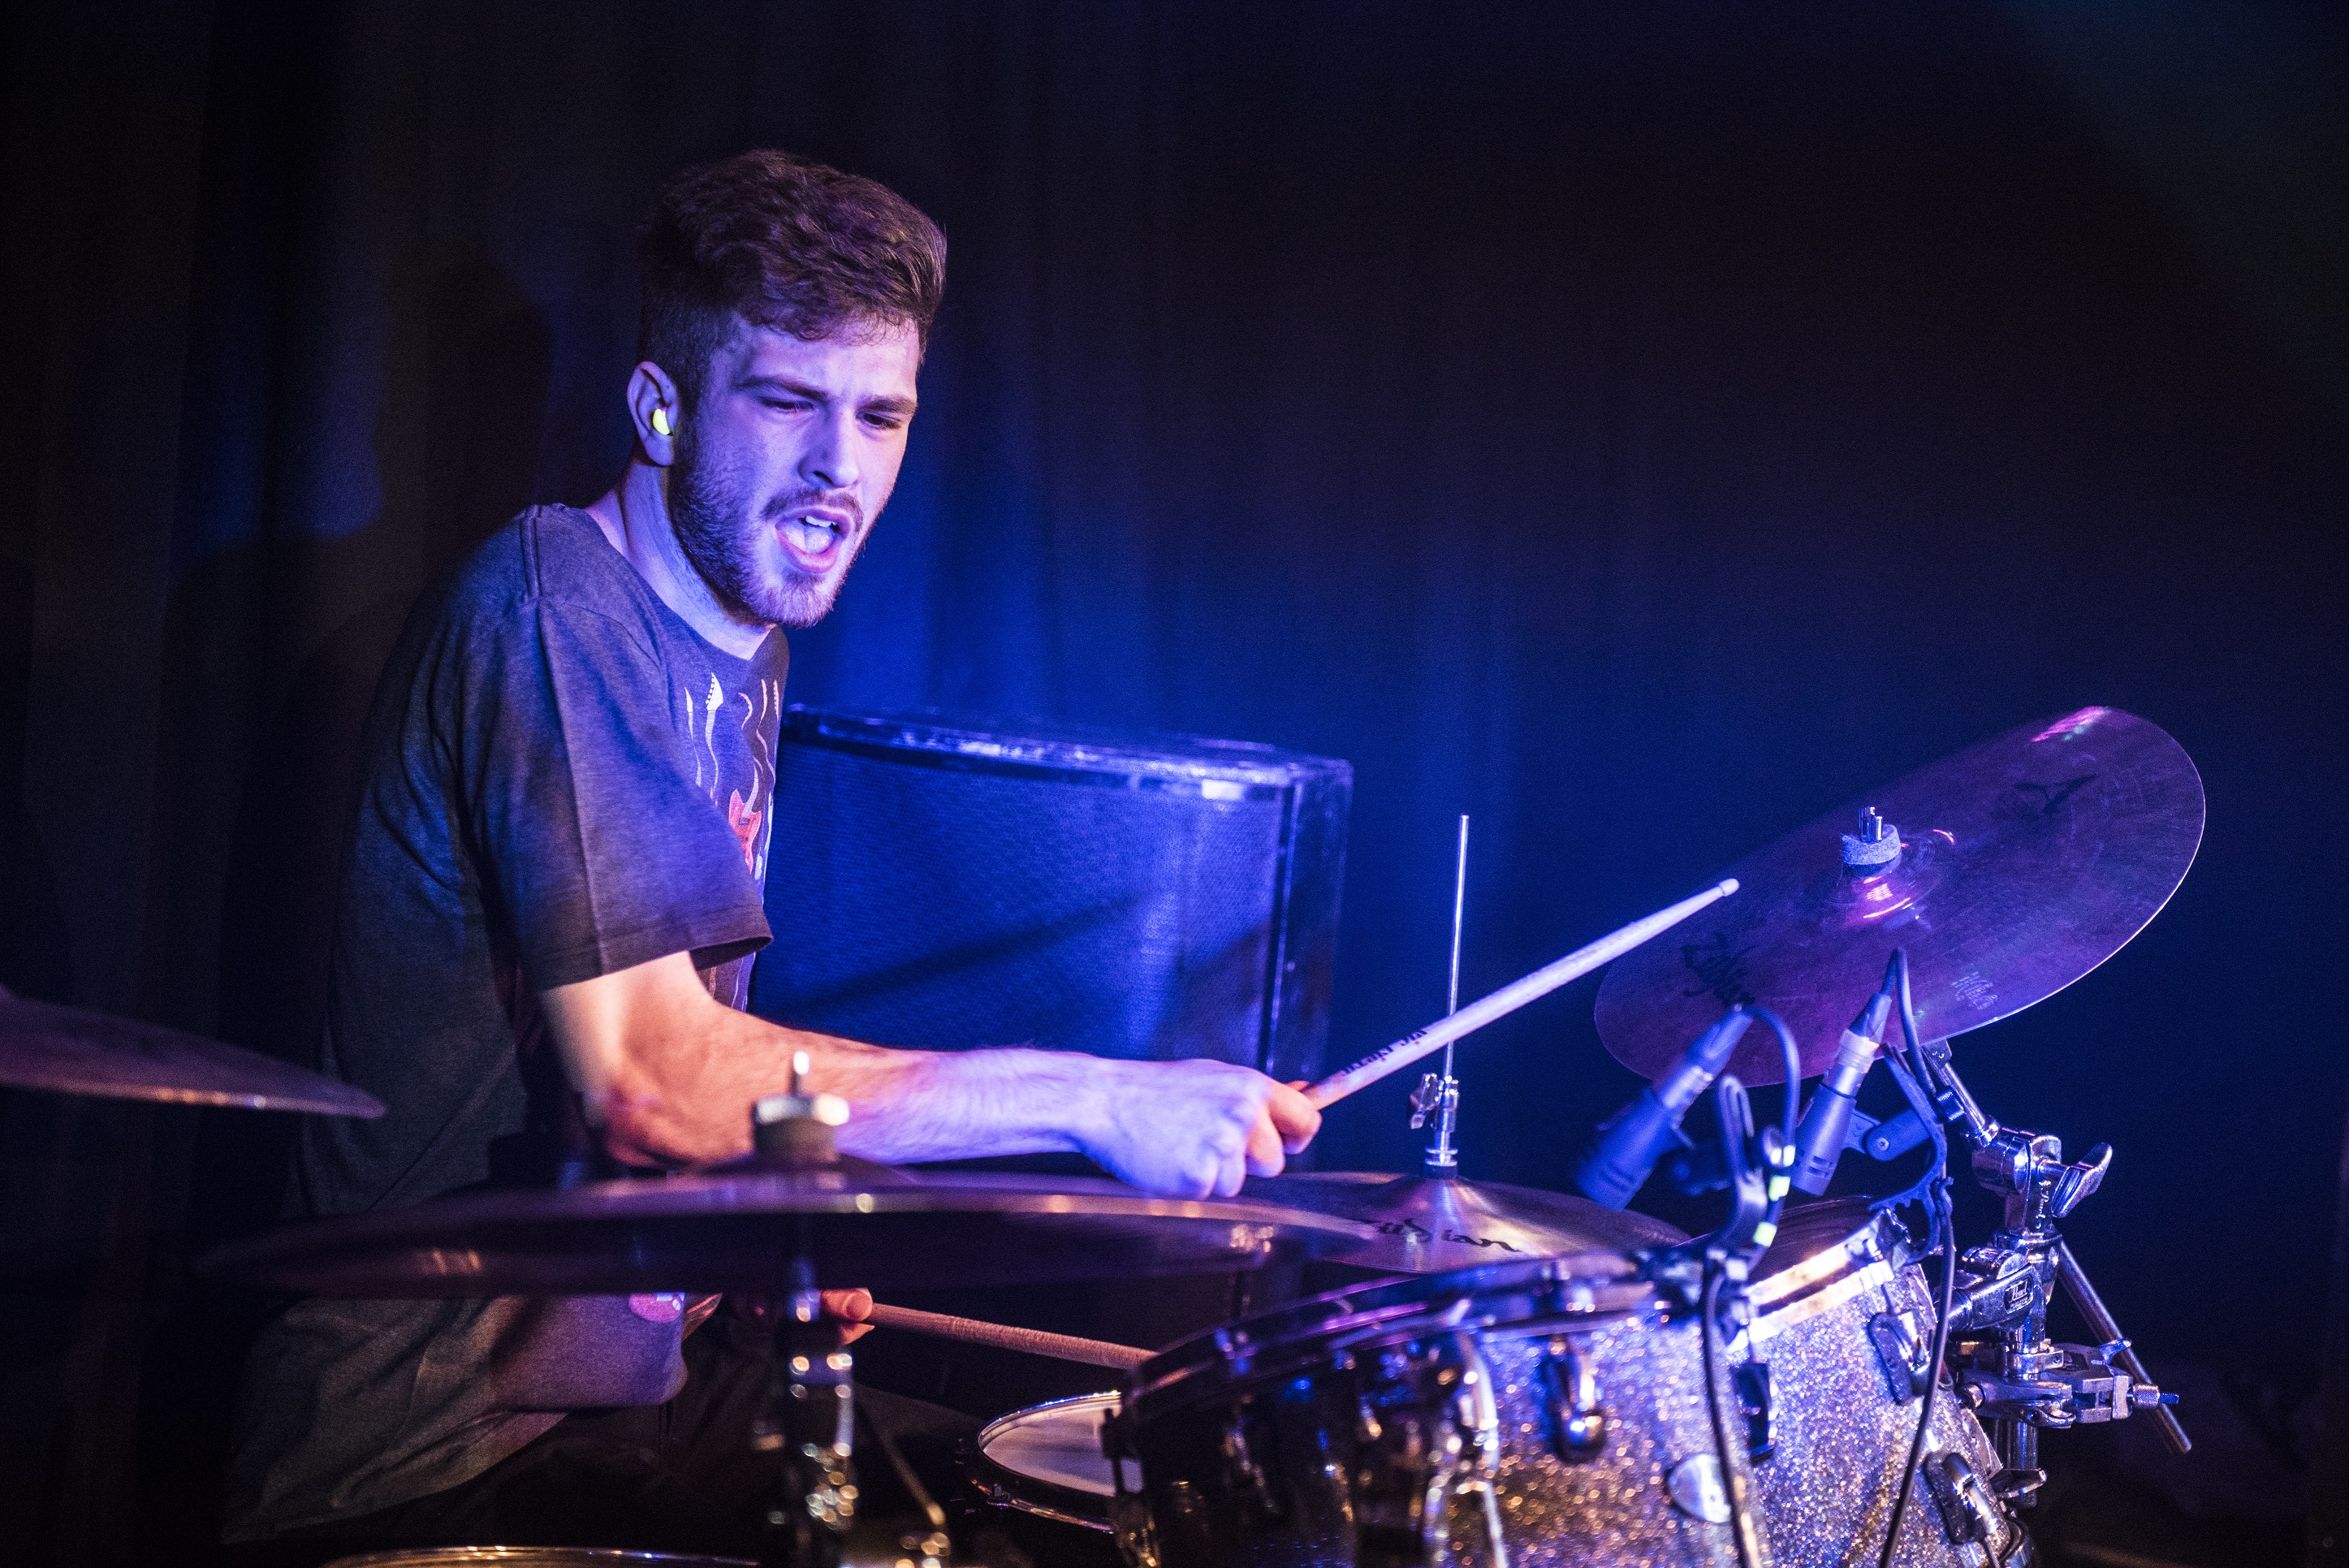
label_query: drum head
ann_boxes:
[323,1553,752,1568]
[1756,1196,1893,1281]
[969,1392,1121,1531]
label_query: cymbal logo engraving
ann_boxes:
[1367,1216,1525,1253]
[2017,776,2095,816]
[1445,1230,1525,1252]
[1678,932,1759,1008]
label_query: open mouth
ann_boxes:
[778,514,846,571]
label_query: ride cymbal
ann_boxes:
[1594,706,2203,1085]
[199,1165,1380,1296]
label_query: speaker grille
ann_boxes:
[749,710,1349,1079]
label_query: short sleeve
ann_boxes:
[442,597,771,991]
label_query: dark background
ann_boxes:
[2,1,2342,1563]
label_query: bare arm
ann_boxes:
[539,949,1319,1196]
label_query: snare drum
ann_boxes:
[1747,1200,2030,1568]
[968,1391,1121,1531]
[322,1553,751,1568]
[1106,1252,1767,1567]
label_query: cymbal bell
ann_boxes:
[198,1165,1381,1297]
[1594,706,2203,1084]
[1243,1171,1685,1272]
[0,985,385,1117]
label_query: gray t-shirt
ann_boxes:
[227,505,788,1539]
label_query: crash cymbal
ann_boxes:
[1595,706,2203,1085]
[199,1164,1380,1297]
[0,984,386,1117]
[1243,1171,1686,1272]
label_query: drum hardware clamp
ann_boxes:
[1911,1038,2187,1508]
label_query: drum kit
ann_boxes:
[3,705,2204,1568]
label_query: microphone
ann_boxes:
[1574,1009,1753,1209]
[1787,957,1898,1196]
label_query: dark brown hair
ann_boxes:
[637,149,946,407]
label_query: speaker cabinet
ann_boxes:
[749,709,1351,1084]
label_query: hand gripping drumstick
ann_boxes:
[1304,879,1741,1109]
[865,1302,1154,1371]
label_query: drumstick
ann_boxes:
[1304,878,1740,1109]
[864,1302,1155,1371]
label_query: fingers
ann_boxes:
[822,1287,874,1321]
[1267,1079,1321,1154]
[1090,1059,1321,1199]
[1244,1104,1288,1178]
[822,1287,874,1343]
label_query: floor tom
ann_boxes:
[1747,1200,2030,1567]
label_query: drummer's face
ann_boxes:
[665,317,922,628]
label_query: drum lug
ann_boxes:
[1453,1334,1503,1464]
[1353,1335,1505,1568]
[1924,1448,2035,1565]
[1535,1334,1608,1463]
[1733,1359,1775,1461]
[1923,1449,2000,1545]
[1109,1488,1162,1568]
[1868,1308,1934,1402]
[1100,1408,1161,1568]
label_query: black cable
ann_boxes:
[1741,1004,1803,1243]
[1684,1005,1798,1568]
[1699,1263,1760,1568]
[1876,949,1960,1568]
[1878,1181,1958,1568]
[1741,1004,1803,1152]
[1870,947,1951,1250]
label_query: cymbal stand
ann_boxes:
[1410,815,1470,1177]
[750,1056,861,1567]
[759,1249,859,1567]
[1914,1039,2187,1510]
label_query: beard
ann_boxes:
[667,430,868,629]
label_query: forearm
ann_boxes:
[543,949,1312,1194]
[549,960,1101,1167]
[828,1043,1105,1165]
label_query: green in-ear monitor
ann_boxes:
[650,407,673,437]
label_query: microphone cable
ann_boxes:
[1877,948,1958,1568]
[1698,1004,1802,1568]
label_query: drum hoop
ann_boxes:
[1748,1208,1911,1323]
[966,1393,1121,1535]
[1125,1259,1659,1419]
[1750,1255,1899,1343]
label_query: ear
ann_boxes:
[627,362,684,466]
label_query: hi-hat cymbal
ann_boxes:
[1594,706,2203,1085]
[1243,1171,1686,1272]
[0,984,385,1117]
[199,1164,1380,1297]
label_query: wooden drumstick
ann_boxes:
[864,1302,1155,1371]
[1304,879,1741,1109]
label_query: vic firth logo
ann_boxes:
[1680,931,1757,1008]
[2016,775,2094,815]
